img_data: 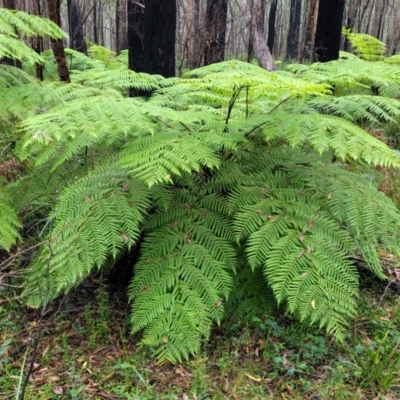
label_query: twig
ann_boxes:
[18,244,53,399]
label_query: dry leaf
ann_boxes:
[52,386,64,395]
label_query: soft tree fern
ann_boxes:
[2,13,400,362]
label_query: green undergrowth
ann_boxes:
[1,275,400,400]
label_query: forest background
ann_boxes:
[1,0,400,72]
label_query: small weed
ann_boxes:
[347,330,400,396]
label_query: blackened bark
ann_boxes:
[287,0,301,59]
[116,0,128,51]
[128,0,176,95]
[31,0,44,80]
[314,0,346,62]
[93,3,98,44]
[204,0,228,65]
[267,0,277,54]
[48,0,70,82]
[67,0,87,53]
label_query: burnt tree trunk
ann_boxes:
[31,0,44,80]
[67,0,87,53]
[314,0,346,62]
[128,0,176,96]
[267,0,278,54]
[48,0,70,82]
[204,0,228,65]
[287,0,301,60]
[116,0,128,52]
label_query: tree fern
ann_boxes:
[2,30,400,362]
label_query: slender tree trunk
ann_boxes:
[186,0,201,68]
[236,0,276,70]
[128,0,176,95]
[204,0,228,65]
[47,0,70,82]
[314,0,345,62]
[248,0,265,62]
[303,0,318,60]
[116,0,128,51]
[267,0,278,54]
[67,0,87,53]
[93,2,98,44]
[287,0,301,59]
[31,0,44,80]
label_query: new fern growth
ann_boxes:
[2,13,400,362]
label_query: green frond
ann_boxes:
[25,164,150,306]
[262,112,400,166]
[0,183,21,250]
[118,133,221,186]
[298,163,400,277]
[308,95,400,123]
[0,8,66,63]
[128,187,235,362]
[342,29,386,61]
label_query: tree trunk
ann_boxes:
[248,0,266,62]
[287,0,301,60]
[67,0,87,53]
[304,0,318,60]
[186,0,201,69]
[204,0,228,65]
[236,0,276,71]
[314,0,345,62]
[31,0,44,80]
[48,0,70,82]
[116,0,128,51]
[93,2,98,44]
[128,0,176,95]
[267,0,278,54]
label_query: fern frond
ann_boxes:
[262,112,400,166]
[25,164,149,306]
[118,133,221,186]
[342,29,386,61]
[0,8,66,63]
[128,187,235,362]
[0,183,21,250]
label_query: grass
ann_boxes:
[1,276,400,399]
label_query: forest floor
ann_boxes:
[1,271,400,400]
